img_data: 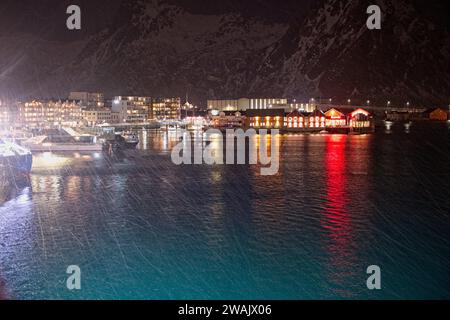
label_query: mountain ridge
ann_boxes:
[0,0,448,106]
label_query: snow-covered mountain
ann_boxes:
[259,0,450,106]
[0,0,448,106]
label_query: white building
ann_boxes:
[17,100,83,128]
[207,99,239,112]
[248,98,287,110]
[81,108,112,126]
[152,98,181,120]
[112,96,152,123]
[289,102,315,113]
[207,98,288,112]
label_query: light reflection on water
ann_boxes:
[322,135,359,297]
[0,127,450,299]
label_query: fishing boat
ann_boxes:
[21,135,103,152]
[0,139,33,176]
[102,132,139,151]
[121,132,139,148]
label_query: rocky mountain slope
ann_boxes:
[0,0,448,106]
[259,0,450,106]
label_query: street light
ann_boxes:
[367,100,370,105]
[347,99,351,105]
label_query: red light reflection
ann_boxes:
[321,135,356,296]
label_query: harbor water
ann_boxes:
[0,124,449,299]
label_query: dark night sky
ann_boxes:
[0,0,123,40]
[0,0,318,39]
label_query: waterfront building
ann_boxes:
[289,102,315,113]
[210,111,245,129]
[324,108,347,128]
[284,109,325,131]
[112,96,152,123]
[182,100,194,114]
[385,110,411,121]
[152,98,181,120]
[69,92,104,107]
[423,108,448,121]
[181,99,206,118]
[111,111,121,123]
[246,109,284,129]
[207,99,240,112]
[81,108,112,126]
[248,98,287,110]
[349,108,372,129]
[208,98,288,112]
[17,100,82,128]
[285,109,306,129]
[307,109,326,129]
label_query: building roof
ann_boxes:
[82,107,111,112]
[214,110,242,116]
[350,108,371,117]
[423,108,448,114]
[309,109,325,117]
[246,109,285,117]
[324,108,346,118]
[287,109,306,118]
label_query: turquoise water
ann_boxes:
[1,124,449,299]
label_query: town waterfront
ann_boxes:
[1,124,449,299]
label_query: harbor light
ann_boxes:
[385,120,393,131]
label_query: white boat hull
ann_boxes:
[24,144,103,152]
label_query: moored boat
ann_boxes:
[22,135,103,152]
[0,139,33,176]
[102,133,139,151]
[121,133,139,148]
